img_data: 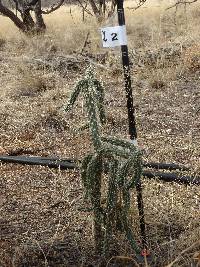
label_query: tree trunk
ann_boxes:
[22,10,35,31]
[34,0,46,32]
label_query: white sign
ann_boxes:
[101,25,127,48]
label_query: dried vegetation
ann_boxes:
[0,1,200,266]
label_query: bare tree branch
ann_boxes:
[0,0,26,31]
[41,0,65,14]
[88,0,100,17]
[76,0,93,16]
[165,240,200,267]
[166,0,198,10]
[127,0,147,11]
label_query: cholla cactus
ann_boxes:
[65,66,142,256]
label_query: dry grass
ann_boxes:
[0,1,200,266]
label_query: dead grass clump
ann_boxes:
[147,66,179,89]
[150,79,166,89]
[182,44,200,73]
[14,71,55,97]
[16,75,47,97]
[13,238,84,267]
[127,23,152,48]
[21,35,59,56]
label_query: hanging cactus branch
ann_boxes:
[65,81,83,112]
[65,66,143,257]
[94,79,106,124]
[65,66,105,150]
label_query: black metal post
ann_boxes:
[116,0,148,254]
[117,3,137,139]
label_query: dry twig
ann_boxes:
[166,0,198,10]
[165,240,200,267]
[127,0,147,11]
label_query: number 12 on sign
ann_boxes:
[101,25,127,48]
